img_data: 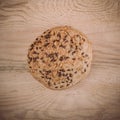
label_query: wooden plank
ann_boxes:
[0,0,120,120]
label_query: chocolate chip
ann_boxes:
[48,81,51,86]
[68,50,71,53]
[40,57,43,60]
[30,44,34,50]
[72,58,76,60]
[44,43,49,47]
[52,44,56,48]
[57,33,61,38]
[50,58,56,62]
[64,39,68,43]
[69,79,72,83]
[66,84,70,86]
[75,46,78,50]
[33,57,37,62]
[44,33,51,39]
[48,31,51,34]
[66,57,69,59]
[48,64,51,67]
[72,51,76,55]
[33,51,38,54]
[28,57,32,63]
[59,56,69,61]
[64,35,67,39]
[43,31,46,34]
[48,77,51,80]
[67,76,70,80]
[42,60,45,63]
[53,39,59,43]
[82,38,85,41]
[67,69,71,71]
[38,40,42,43]
[66,73,68,76]
[70,39,73,43]
[48,53,58,62]
[31,44,34,48]
[53,32,55,35]
[81,52,84,55]
[28,61,30,64]
[59,44,66,48]
[54,52,58,57]
[46,76,51,80]
[69,73,73,77]
[59,56,64,61]
[36,38,38,40]
[74,71,77,74]
[46,70,51,75]
[60,85,64,88]
[57,71,62,77]
[85,54,88,57]
[62,73,66,76]
[59,69,65,72]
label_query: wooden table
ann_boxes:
[0,0,120,120]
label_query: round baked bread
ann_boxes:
[27,26,92,90]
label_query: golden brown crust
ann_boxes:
[27,26,92,90]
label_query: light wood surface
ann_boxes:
[0,0,120,120]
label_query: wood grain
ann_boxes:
[0,0,120,120]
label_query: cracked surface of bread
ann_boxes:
[27,26,92,90]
